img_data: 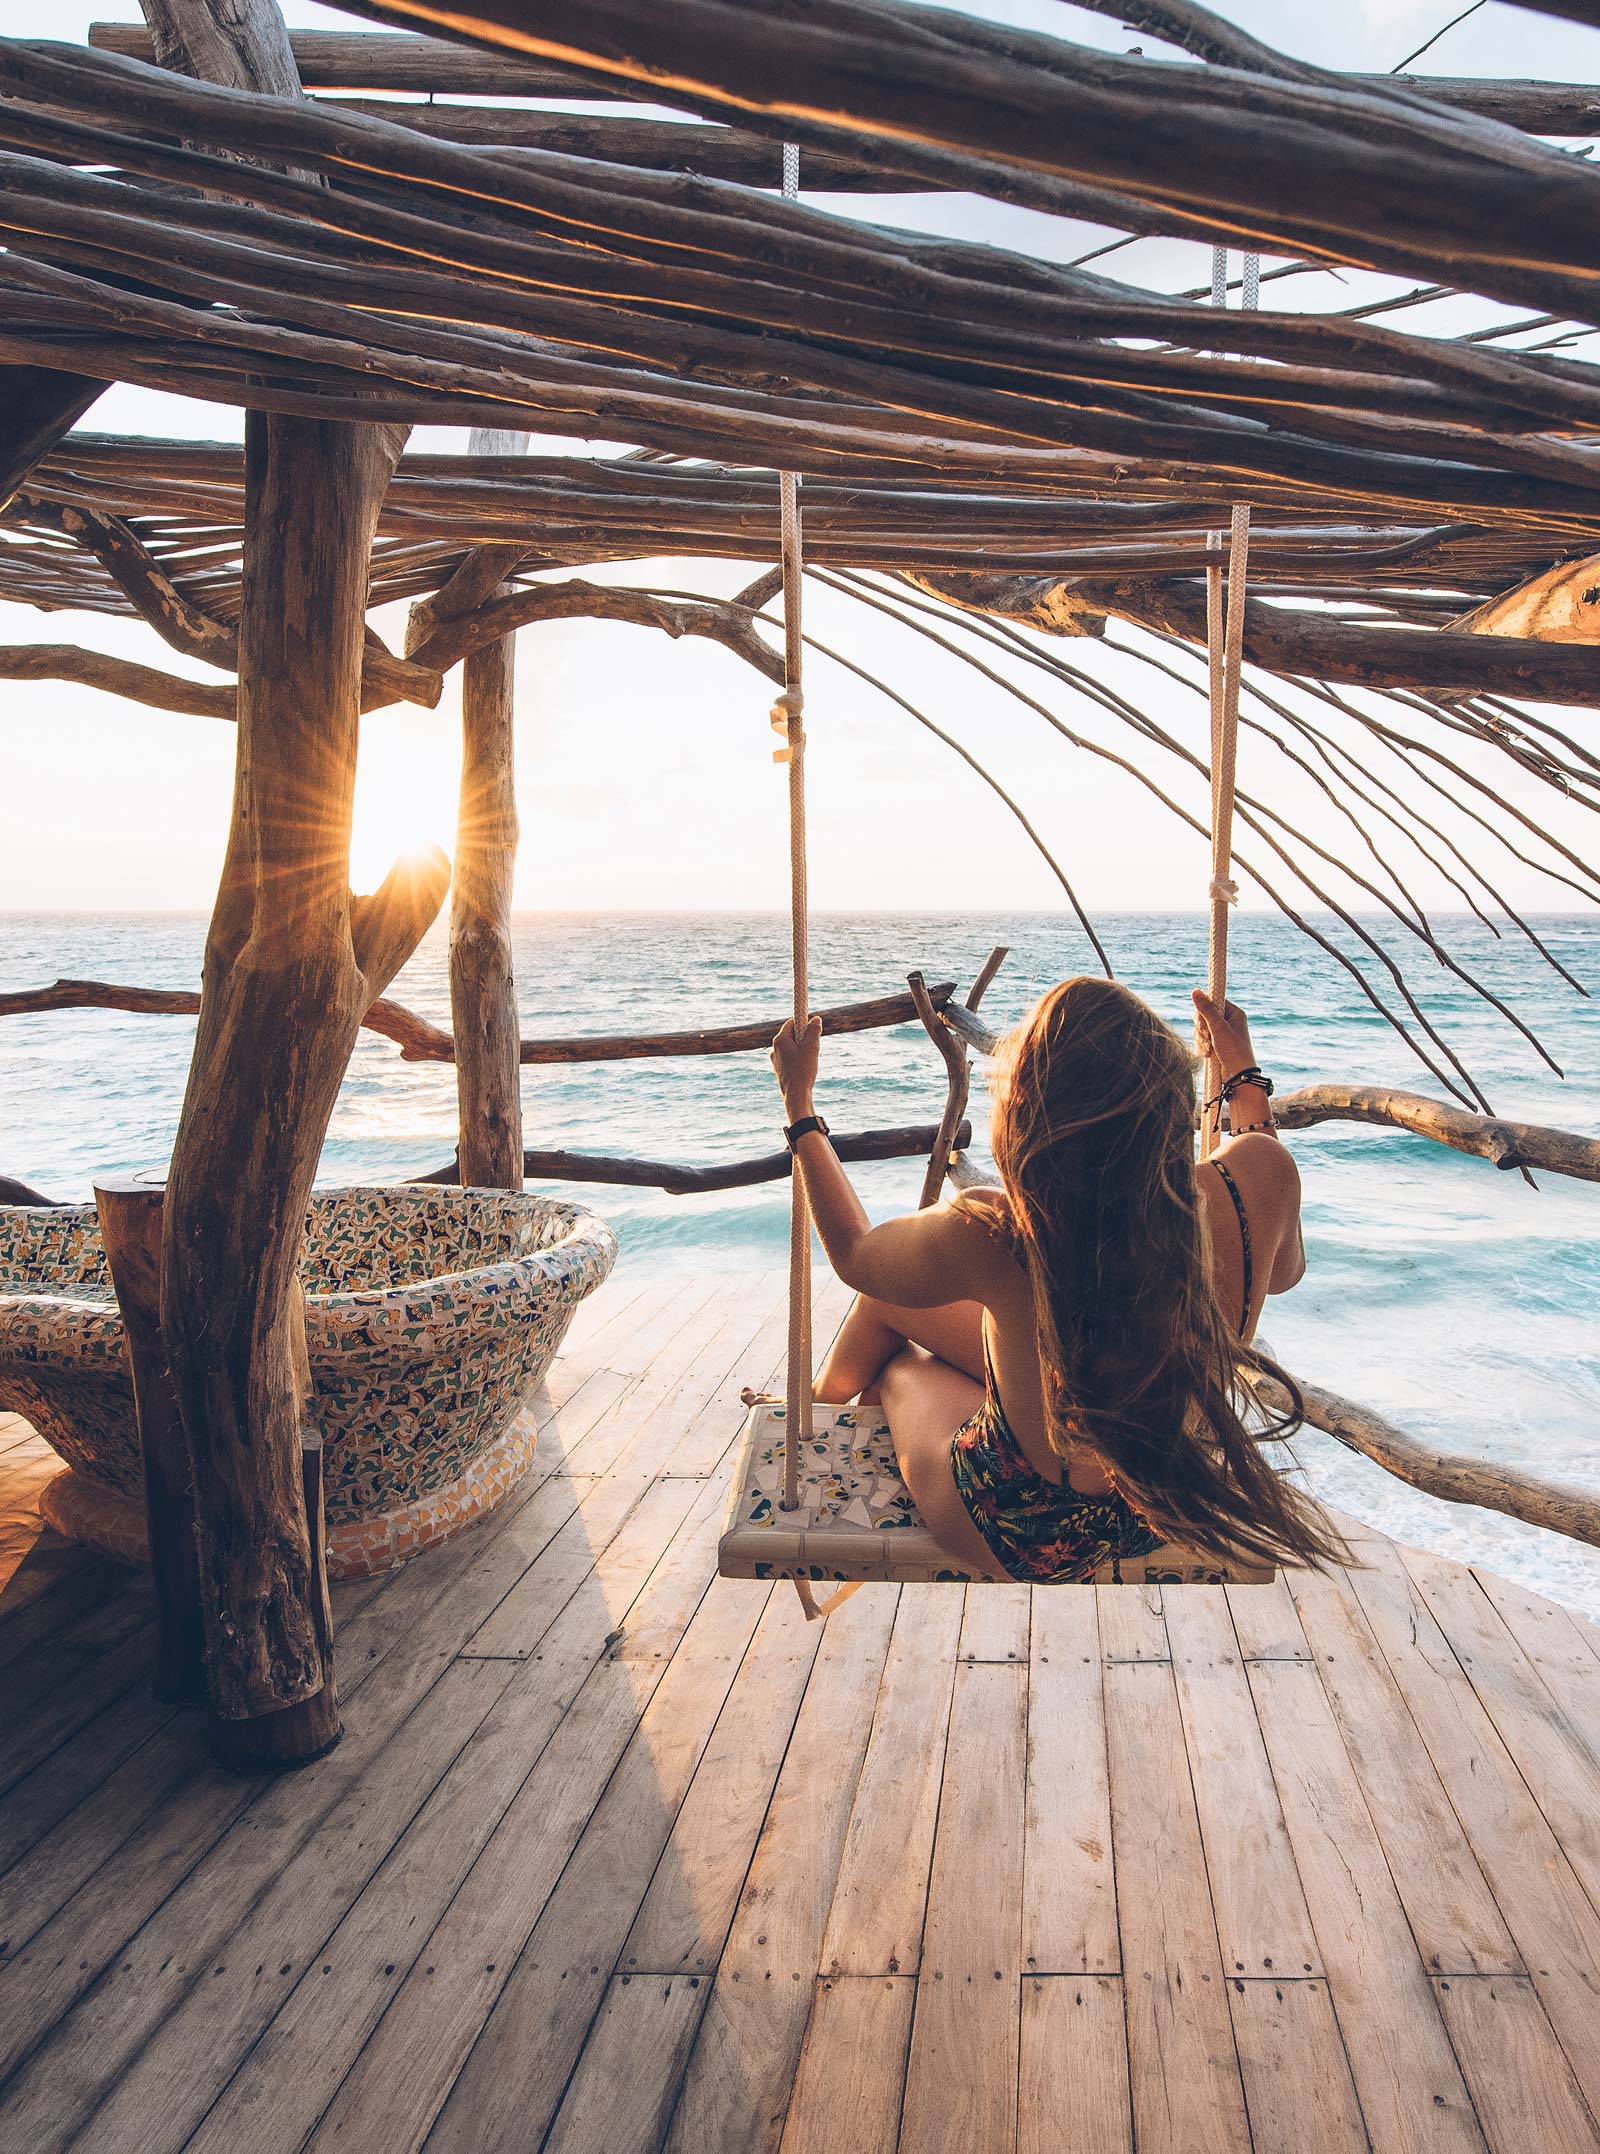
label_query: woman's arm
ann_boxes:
[772,1017,998,1308]
[1192,990,1306,1294]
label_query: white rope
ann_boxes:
[1200,251,1257,1158]
[776,142,811,1515]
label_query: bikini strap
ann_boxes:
[1210,1158,1254,1332]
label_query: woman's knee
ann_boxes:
[877,1343,926,1408]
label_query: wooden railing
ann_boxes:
[5,946,1599,1551]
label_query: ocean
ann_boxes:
[3,907,1598,1618]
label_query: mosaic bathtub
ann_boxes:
[0,1185,617,1577]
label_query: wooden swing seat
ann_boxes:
[718,1401,1275,1588]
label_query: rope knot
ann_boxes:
[770,686,804,761]
[1209,877,1239,907]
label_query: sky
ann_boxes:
[4,0,1599,915]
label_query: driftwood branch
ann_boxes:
[0,975,957,1066]
[905,571,1600,710]
[909,967,971,1211]
[80,28,1600,136]
[1253,1368,1600,1553]
[0,644,234,718]
[416,1119,972,1195]
[1274,1083,1600,1182]
[938,1008,1600,1185]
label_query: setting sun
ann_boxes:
[348,723,460,896]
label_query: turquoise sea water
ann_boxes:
[3,908,1598,1616]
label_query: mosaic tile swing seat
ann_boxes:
[717,1400,1274,1588]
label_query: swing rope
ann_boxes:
[775,140,814,1519]
[758,220,1261,1616]
[1200,248,1257,1159]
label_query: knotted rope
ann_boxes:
[776,140,812,1515]
[1200,248,1257,1158]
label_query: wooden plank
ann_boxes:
[1286,1569,1521,1976]
[1337,1538,1600,2120]
[1403,1547,1600,1908]
[1019,1975,1132,2154]
[958,1579,1031,1662]
[92,1477,708,2154]
[460,1450,672,1657]
[658,1269,850,1481]
[556,1264,659,1354]
[0,1465,590,2126]
[1432,1975,1600,2154]
[421,1577,772,2154]
[1097,1582,1167,1661]
[544,1973,712,2154]
[559,1275,771,1480]
[0,1622,162,1798]
[665,1586,899,2154]
[777,1975,914,2154]
[191,1478,731,2154]
[1226,1575,1313,1661]
[1102,1658,1249,2154]
[531,1364,633,1474]
[1024,1587,1117,1976]
[820,1583,962,1979]
[0,1539,90,1621]
[0,1716,210,1961]
[1227,1977,1369,2153]
[537,1273,704,1411]
[1247,1656,1486,2152]
[899,1662,1028,2153]
[0,1682,181,1878]
[1472,1566,1600,1680]
[621,1583,823,1975]
[1165,1588,1321,1978]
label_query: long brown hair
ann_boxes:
[971,975,1346,1573]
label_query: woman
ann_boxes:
[769,975,1342,1581]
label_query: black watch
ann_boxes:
[784,1113,830,1151]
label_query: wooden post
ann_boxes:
[161,411,448,1769]
[451,426,525,1190]
[92,1174,206,1704]
[136,0,445,1772]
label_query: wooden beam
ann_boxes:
[162,409,445,1768]
[905,570,1600,708]
[417,1118,973,1193]
[451,425,524,1192]
[135,0,437,1776]
[1273,1082,1600,1183]
[311,0,1600,320]
[0,974,958,1066]
[92,1176,206,1704]
[87,21,625,98]
[0,369,106,518]
[78,26,1600,134]
[0,644,234,718]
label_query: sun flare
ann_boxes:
[348,732,459,897]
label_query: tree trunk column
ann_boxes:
[93,1175,207,1704]
[451,426,525,1191]
[161,411,446,1769]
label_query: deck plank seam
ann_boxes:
[1163,1594,1264,2150]
[1288,1569,1528,2146]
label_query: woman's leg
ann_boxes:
[814,1293,985,1405]
[879,1345,1012,1581]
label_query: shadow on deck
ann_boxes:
[2,1267,1599,2153]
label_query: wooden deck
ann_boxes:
[3,1265,1600,2152]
